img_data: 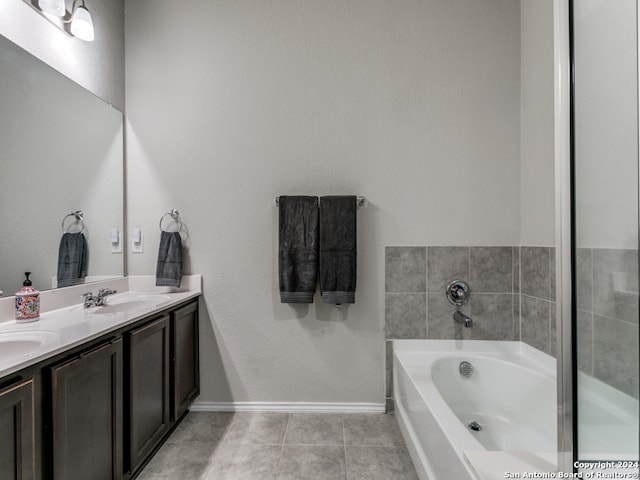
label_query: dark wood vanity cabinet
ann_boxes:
[126,315,171,475]
[0,296,201,480]
[50,338,124,480]
[0,377,36,480]
[171,301,199,421]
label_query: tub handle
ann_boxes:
[446,280,470,306]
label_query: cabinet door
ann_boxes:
[127,315,170,473]
[0,377,35,480]
[51,338,123,480]
[171,301,199,421]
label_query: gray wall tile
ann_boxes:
[427,293,470,340]
[385,293,426,339]
[576,248,593,312]
[427,246,469,293]
[470,247,513,293]
[513,293,521,341]
[385,398,394,413]
[385,341,393,398]
[521,295,551,354]
[549,302,557,358]
[469,294,514,341]
[550,249,556,302]
[592,249,639,324]
[512,246,520,294]
[593,315,639,398]
[521,247,551,300]
[577,310,593,376]
[385,247,427,293]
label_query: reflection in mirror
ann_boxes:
[573,0,639,462]
[0,34,124,297]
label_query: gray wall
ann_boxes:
[520,0,555,246]
[0,0,125,110]
[125,0,522,406]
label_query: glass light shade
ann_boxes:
[70,5,94,41]
[38,0,66,17]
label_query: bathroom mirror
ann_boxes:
[0,33,124,296]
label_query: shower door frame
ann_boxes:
[554,0,574,473]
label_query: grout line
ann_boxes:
[590,248,595,375]
[425,246,429,338]
[518,246,522,342]
[342,415,349,480]
[548,247,552,353]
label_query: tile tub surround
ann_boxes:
[575,248,639,398]
[137,411,418,480]
[385,245,557,408]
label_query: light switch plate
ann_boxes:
[111,232,122,253]
[132,232,144,253]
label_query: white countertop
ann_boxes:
[0,275,202,378]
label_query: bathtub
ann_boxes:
[393,340,557,480]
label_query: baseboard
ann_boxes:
[190,401,386,413]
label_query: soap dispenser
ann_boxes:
[15,272,40,323]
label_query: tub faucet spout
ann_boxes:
[454,310,473,328]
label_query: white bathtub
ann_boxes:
[393,340,557,480]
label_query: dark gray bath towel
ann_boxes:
[319,196,357,304]
[279,196,319,303]
[156,231,182,287]
[57,232,88,288]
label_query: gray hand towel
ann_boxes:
[319,196,357,304]
[57,232,88,288]
[279,196,319,303]
[156,231,182,287]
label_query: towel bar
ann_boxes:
[275,196,366,208]
[61,211,85,234]
[159,209,183,232]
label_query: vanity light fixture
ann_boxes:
[69,0,94,41]
[23,0,95,41]
[37,0,65,17]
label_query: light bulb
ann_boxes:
[70,4,94,41]
[38,0,65,17]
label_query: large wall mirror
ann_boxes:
[0,33,124,296]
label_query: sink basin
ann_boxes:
[88,293,172,316]
[0,330,60,360]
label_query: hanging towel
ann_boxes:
[156,231,182,287]
[319,196,357,304]
[278,196,319,303]
[57,232,88,288]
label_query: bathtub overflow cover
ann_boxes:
[459,361,473,378]
[468,421,483,432]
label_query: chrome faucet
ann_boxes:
[446,280,473,328]
[454,310,473,328]
[82,288,117,308]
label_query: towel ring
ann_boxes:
[61,211,85,234]
[159,209,183,232]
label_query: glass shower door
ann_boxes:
[572,0,639,467]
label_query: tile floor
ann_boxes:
[137,411,419,480]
